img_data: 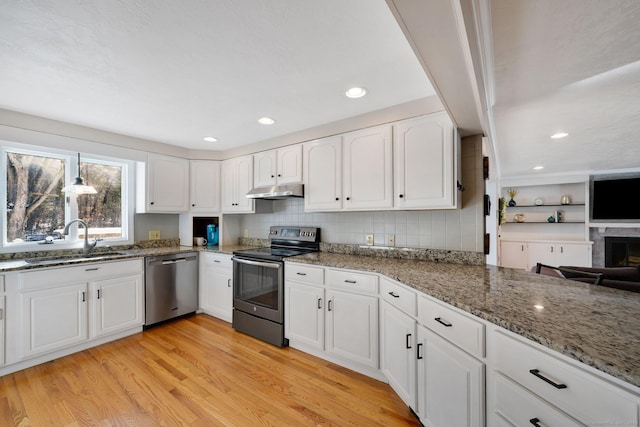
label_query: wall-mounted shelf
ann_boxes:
[505,221,584,224]
[506,204,585,208]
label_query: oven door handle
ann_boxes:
[232,257,282,269]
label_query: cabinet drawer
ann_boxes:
[418,295,484,357]
[380,277,416,316]
[285,263,324,286]
[21,259,144,290]
[326,268,378,294]
[494,330,638,426]
[202,252,232,269]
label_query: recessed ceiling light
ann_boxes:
[550,132,569,139]
[345,87,367,98]
[534,304,545,310]
[533,165,545,170]
[258,117,275,125]
[202,136,218,143]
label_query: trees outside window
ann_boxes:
[5,149,128,245]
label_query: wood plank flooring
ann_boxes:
[0,314,421,426]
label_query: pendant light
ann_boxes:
[62,153,97,195]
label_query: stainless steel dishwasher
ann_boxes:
[144,252,198,327]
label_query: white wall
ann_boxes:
[237,135,485,252]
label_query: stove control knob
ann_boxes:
[309,232,315,237]
[270,230,277,235]
[301,231,307,236]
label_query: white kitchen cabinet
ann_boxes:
[303,136,343,211]
[221,155,254,213]
[325,288,378,369]
[199,252,233,322]
[189,160,221,213]
[254,145,302,187]
[285,281,324,350]
[342,125,393,210]
[393,112,458,209]
[499,240,528,270]
[417,325,484,427]
[380,300,417,408]
[0,291,5,366]
[527,241,591,269]
[285,263,379,376]
[137,153,190,213]
[20,282,89,358]
[90,274,143,339]
[17,259,144,360]
[490,328,639,427]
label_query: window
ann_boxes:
[3,145,132,250]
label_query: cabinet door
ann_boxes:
[325,289,378,369]
[303,136,343,211]
[285,282,324,350]
[343,125,393,210]
[500,241,528,270]
[254,150,277,187]
[221,158,237,212]
[380,301,416,408]
[234,155,254,213]
[0,295,4,366]
[190,160,221,213]
[200,266,233,322]
[417,325,484,427]
[91,275,143,338]
[146,154,189,213]
[21,283,88,358]
[556,243,591,267]
[527,242,558,268]
[276,145,303,184]
[394,113,456,209]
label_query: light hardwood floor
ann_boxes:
[0,314,421,426]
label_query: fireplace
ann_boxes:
[605,237,640,267]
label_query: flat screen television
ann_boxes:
[590,175,640,222]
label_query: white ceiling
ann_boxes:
[2,0,640,180]
[489,0,640,178]
[0,0,434,152]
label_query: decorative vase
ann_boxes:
[547,215,556,223]
[560,195,571,205]
[508,198,516,207]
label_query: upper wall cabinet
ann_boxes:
[393,112,459,210]
[136,153,189,213]
[304,125,393,212]
[189,160,221,213]
[221,155,254,213]
[254,145,302,188]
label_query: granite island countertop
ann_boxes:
[288,251,640,389]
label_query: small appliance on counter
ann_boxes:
[206,224,219,246]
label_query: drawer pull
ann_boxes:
[214,260,221,263]
[328,299,333,311]
[529,418,544,427]
[85,267,99,271]
[296,272,307,276]
[388,291,400,298]
[227,279,231,288]
[317,298,322,309]
[434,317,453,327]
[344,280,357,284]
[529,369,567,389]
[406,333,412,349]
[82,291,86,302]
[416,343,423,360]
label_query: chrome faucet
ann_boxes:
[62,219,98,255]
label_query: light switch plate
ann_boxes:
[387,234,395,247]
[365,234,374,245]
[149,230,160,240]
[244,229,249,237]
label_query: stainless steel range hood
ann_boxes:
[246,183,304,200]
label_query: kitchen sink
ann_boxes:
[25,251,128,265]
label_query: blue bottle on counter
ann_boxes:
[206,224,219,246]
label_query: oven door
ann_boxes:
[232,256,284,323]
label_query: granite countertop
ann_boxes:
[0,244,256,272]
[288,252,640,389]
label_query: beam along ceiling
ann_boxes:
[0,0,435,152]
[489,0,640,178]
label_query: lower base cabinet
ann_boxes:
[91,275,143,338]
[380,300,416,408]
[199,252,233,322]
[417,325,485,427]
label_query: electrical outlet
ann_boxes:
[244,229,249,238]
[387,234,395,247]
[149,230,160,240]
[365,234,374,246]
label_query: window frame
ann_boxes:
[2,142,135,253]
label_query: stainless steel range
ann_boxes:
[231,226,320,347]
